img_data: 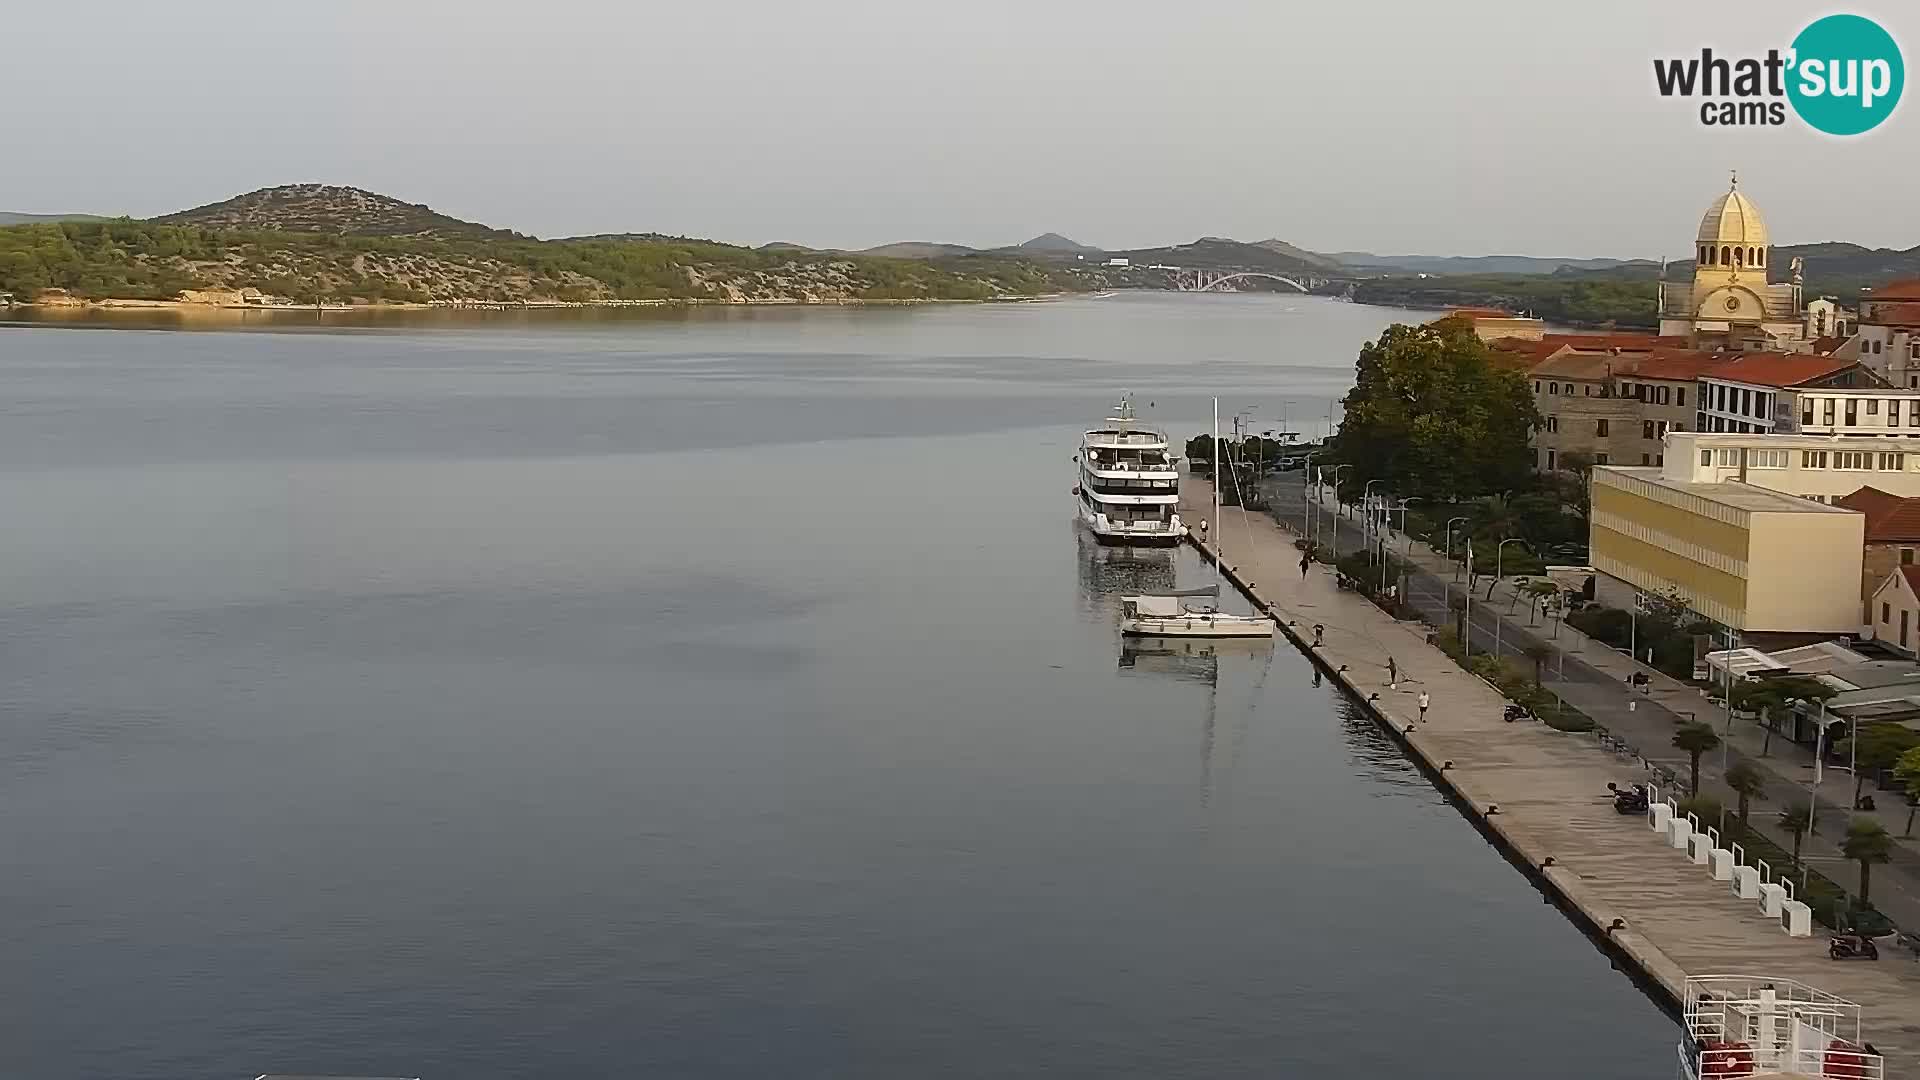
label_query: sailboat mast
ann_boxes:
[1212,396,1222,591]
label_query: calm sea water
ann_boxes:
[0,294,1673,1079]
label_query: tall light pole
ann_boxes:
[1304,454,1318,552]
[1444,516,1469,581]
[1363,479,1384,551]
[1329,464,1353,554]
[1328,463,1359,549]
[1492,538,1527,658]
[1389,497,1421,600]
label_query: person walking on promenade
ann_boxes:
[1312,623,1324,647]
[1388,656,1398,686]
[1418,691,1430,722]
[1299,550,1311,578]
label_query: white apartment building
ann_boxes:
[1666,431,1920,501]
[1793,388,1920,437]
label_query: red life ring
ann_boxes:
[1700,1040,1755,1077]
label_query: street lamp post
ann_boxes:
[1492,538,1527,658]
[1329,464,1353,554]
[1363,479,1384,549]
[1444,516,1468,584]
[1303,453,1318,552]
[1388,497,1421,599]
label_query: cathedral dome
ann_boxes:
[1697,183,1768,247]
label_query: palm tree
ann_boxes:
[1673,721,1721,796]
[1520,642,1552,686]
[1724,761,1767,835]
[1732,676,1835,757]
[1840,819,1895,905]
[1844,722,1920,805]
[1892,746,1920,837]
[1777,804,1813,864]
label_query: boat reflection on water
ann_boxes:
[1118,638,1223,685]
[1075,526,1177,612]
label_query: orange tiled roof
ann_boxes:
[1530,349,1623,380]
[1902,566,1920,594]
[1838,486,1920,543]
[1864,302,1920,326]
[1809,335,1847,354]
[1869,279,1920,302]
[1701,351,1859,388]
[1539,332,1690,352]
[1622,348,1730,382]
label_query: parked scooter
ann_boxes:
[1503,703,1534,723]
[1830,930,1880,961]
[1608,782,1649,815]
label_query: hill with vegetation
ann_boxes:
[0,188,1075,305]
[157,184,516,241]
[1349,242,1920,327]
[0,211,108,226]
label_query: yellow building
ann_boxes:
[1590,465,1864,636]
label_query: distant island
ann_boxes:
[7,183,1920,322]
[0,185,1077,308]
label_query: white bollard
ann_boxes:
[1687,832,1713,865]
[1650,803,1673,833]
[1667,817,1693,849]
[1709,848,1735,881]
[1758,882,1788,918]
[1781,900,1812,937]
[1731,865,1761,899]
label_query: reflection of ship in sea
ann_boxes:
[1118,638,1221,684]
[1075,526,1176,612]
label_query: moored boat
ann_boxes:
[1077,395,1184,546]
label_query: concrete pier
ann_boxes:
[1181,480,1920,1071]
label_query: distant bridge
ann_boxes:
[1172,270,1312,294]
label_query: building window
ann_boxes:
[1891,401,1903,426]
[1534,380,1540,393]
[1884,453,1907,471]
[1885,602,1893,622]
[1911,342,1919,359]
[1824,399,1836,425]
[1655,454,1663,466]
[1847,399,1860,425]
[1596,419,1608,436]
[1802,399,1816,425]
[1657,386,1670,405]
[1834,450,1872,470]
[1868,398,1879,415]
[1875,339,1885,354]
[1803,450,1829,468]
[1910,406,1920,428]
[1751,448,1788,469]
[1903,610,1910,650]
[1644,420,1656,440]
[1677,388,1686,407]
[1545,449,1556,470]
[1904,548,1916,565]
[1546,416,1558,433]
[1641,453,1651,465]
[1595,453,1609,465]
[1700,449,1712,466]
[1548,382,1559,395]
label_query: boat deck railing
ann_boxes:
[1680,975,1882,1079]
[1084,431,1169,448]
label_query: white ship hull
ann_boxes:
[1120,612,1275,638]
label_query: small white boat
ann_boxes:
[1119,594,1274,638]
[1118,398,1273,639]
[1676,975,1883,1079]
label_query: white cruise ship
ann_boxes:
[1076,396,1185,546]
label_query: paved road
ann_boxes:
[1266,474,1920,935]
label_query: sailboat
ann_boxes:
[1119,398,1276,638]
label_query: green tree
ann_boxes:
[1777,804,1813,864]
[1723,761,1767,834]
[1842,722,1920,805]
[1731,676,1836,757]
[1673,721,1721,796]
[1893,745,1920,837]
[1329,320,1540,504]
[1840,818,1895,905]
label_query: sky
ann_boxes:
[3,0,1916,257]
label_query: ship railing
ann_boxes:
[1680,975,1879,1079]
[1084,432,1169,448]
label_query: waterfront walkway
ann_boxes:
[1182,479,1920,1072]
[1267,477,1920,937]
